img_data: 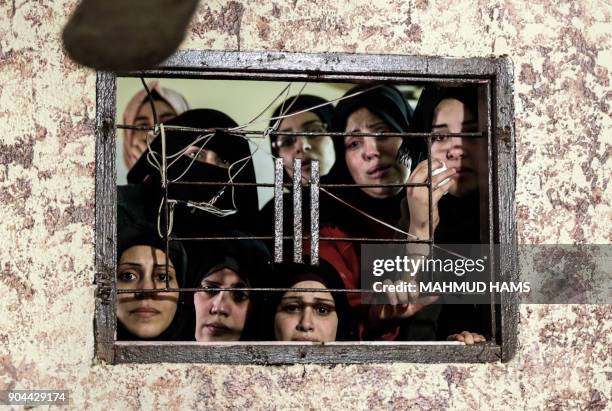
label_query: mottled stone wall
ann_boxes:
[1,0,609,409]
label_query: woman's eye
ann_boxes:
[278,136,297,148]
[155,272,175,284]
[302,123,327,133]
[134,121,149,129]
[190,151,203,159]
[315,304,334,315]
[201,284,220,296]
[432,135,448,142]
[231,290,250,303]
[118,271,137,282]
[281,303,302,313]
[373,127,391,134]
[345,139,361,150]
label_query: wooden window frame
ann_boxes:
[94,50,517,364]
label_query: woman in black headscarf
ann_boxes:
[317,83,456,341]
[409,84,486,243]
[318,85,417,295]
[407,84,489,341]
[258,95,338,257]
[268,94,338,183]
[190,233,273,341]
[118,108,260,274]
[116,223,190,341]
[260,261,357,342]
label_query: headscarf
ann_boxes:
[260,260,358,341]
[126,108,259,236]
[410,84,481,244]
[320,84,422,237]
[122,81,190,169]
[409,84,478,134]
[402,85,484,341]
[189,232,273,341]
[259,95,336,255]
[116,222,190,341]
[268,94,338,157]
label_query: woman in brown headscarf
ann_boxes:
[122,81,190,170]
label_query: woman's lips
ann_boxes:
[130,307,160,318]
[367,164,391,178]
[205,322,230,336]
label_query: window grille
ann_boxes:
[95,50,517,364]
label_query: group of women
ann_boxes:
[116,81,487,345]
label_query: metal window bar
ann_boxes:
[273,158,284,263]
[116,123,484,139]
[169,181,432,188]
[310,161,320,265]
[292,158,302,263]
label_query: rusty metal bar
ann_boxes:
[170,235,432,244]
[116,123,484,138]
[427,137,434,242]
[170,236,432,243]
[170,181,430,188]
[481,81,497,343]
[321,182,428,188]
[320,237,432,243]
[118,287,376,294]
[273,158,284,263]
[310,160,320,265]
[94,71,117,363]
[171,181,279,187]
[293,158,303,263]
[114,343,502,365]
[173,236,290,241]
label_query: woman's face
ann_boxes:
[127,99,177,167]
[194,268,251,342]
[116,246,179,339]
[344,108,407,198]
[274,280,338,342]
[431,98,485,197]
[276,111,336,182]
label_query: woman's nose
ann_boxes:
[296,307,315,332]
[293,136,312,153]
[134,276,157,299]
[209,292,229,316]
[446,137,465,159]
[300,136,312,151]
[362,137,380,160]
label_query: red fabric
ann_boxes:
[319,225,400,341]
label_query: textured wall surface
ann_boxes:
[1,0,610,409]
